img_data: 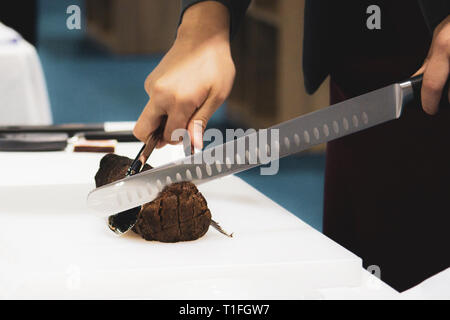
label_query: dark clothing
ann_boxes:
[326,80,450,292]
[0,0,38,45]
[302,0,449,94]
[181,0,449,92]
[314,1,431,96]
[320,1,450,292]
[180,0,450,291]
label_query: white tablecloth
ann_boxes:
[0,143,400,299]
[0,22,52,125]
[401,268,450,300]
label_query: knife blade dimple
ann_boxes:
[89,82,412,216]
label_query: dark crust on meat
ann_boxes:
[95,153,152,188]
[134,182,212,242]
[95,153,211,242]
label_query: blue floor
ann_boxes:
[37,0,325,231]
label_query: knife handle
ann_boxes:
[408,74,449,109]
[126,115,168,176]
[140,115,167,161]
[80,131,139,142]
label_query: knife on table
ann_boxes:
[0,122,139,145]
[0,122,136,136]
[87,75,449,216]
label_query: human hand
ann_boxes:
[413,15,450,114]
[133,1,235,149]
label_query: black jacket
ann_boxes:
[181,0,449,94]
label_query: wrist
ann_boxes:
[178,1,230,44]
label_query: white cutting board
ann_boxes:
[0,144,362,299]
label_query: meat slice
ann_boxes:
[95,153,212,242]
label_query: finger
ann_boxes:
[412,59,428,77]
[133,99,165,142]
[187,93,224,150]
[421,52,449,115]
[162,111,191,146]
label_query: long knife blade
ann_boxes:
[88,80,415,216]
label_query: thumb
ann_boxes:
[412,59,428,77]
[187,94,223,150]
[133,99,165,142]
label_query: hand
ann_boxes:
[413,15,450,115]
[133,1,235,149]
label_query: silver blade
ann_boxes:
[88,83,410,216]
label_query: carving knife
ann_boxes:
[87,75,448,216]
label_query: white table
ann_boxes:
[0,143,398,299]
[0,23,52,125]
[401,268,450,300]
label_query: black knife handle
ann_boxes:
[0,133,68,151]
[80,131,139,142]
[408,74,449,109]
[0,123,104,137]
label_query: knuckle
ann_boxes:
[215,91,228,103]
[133,127,145,141]
[211,91,227,105]
[435,34,450,51]
[151,80,168,95]
[144,76,153,92]
[151,82,176,106]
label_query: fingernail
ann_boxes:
[193,120,203,149]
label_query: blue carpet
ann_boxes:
[37,0,161,123]
[37,0,325,231]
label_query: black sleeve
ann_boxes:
[180,0,251,39]
[0,0,37,45]
[417,0,450,35]
[302,0,331,95]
